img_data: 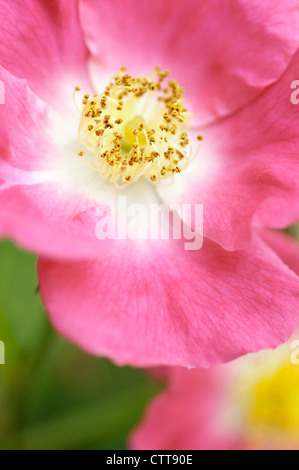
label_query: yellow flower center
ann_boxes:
[248,363,299,448]
[74,67,203,189]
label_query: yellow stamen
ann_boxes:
[74,68,203,188]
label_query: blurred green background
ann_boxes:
[0,241,160,450]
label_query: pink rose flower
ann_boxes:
[131,232,299,450]
[0,0,299,367]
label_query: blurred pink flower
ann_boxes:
[131,232,299,450]
[0,0,298,367]
[132,348,299,450]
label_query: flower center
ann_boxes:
[248,363,299,447]
[74,67,203,189]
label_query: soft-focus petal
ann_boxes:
[130,367,245,450]
[0,67,54,171]
[0,0,90,108]
[132,328,299,450]
[259,229,299,276]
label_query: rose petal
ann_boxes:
[80,0,299,125]
[38,233,299,367]
[130,367,245,450]
[0,0,90,108]
[160,48,299,250]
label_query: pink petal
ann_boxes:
[0,0,90,108]
[0,67,54,171]
[169,48,299,250]
[259,229,299,276]
[38,234,299,368]
[131,321,299,450]
[130,367,245,450]
[0,67,111,258]
[0,183,105,259]
[80,0,299,125]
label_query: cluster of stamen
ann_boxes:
[74,67,203,188]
